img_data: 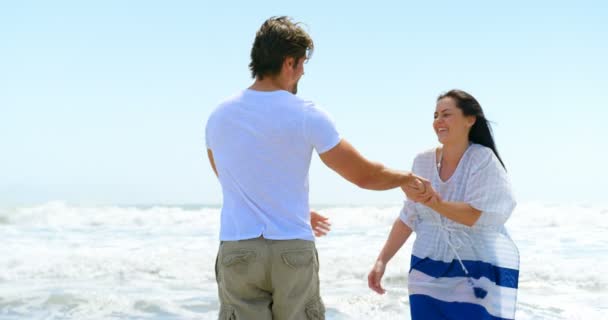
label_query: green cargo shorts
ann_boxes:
[215,236,325,320]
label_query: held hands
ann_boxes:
[368,260,387,294]
[310,211,331,237]
[401,173,433,203]
[401,174,442,209]
[422,191,442,210]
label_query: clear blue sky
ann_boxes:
[1,0,607,206]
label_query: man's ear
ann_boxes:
[283,56,295,69]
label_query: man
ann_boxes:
[206,16,429,320]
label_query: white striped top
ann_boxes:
[400,143,517,267]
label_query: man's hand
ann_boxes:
[310,211,331,237]
[401,174,434,203]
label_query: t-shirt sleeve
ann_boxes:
[205,109,218,150]
[399,200,419,230]
[465,148,516,227]
[205,120,211,149]
[398,155,422,230]
[303,105,341,154]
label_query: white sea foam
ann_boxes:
[0,202,606,319]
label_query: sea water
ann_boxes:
[1,202,606,319]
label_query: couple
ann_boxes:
[205,16,518,320]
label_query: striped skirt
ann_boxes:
[408,255,519,320]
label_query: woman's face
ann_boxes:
[433,97,476,145]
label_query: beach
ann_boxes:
[1,202,606,319]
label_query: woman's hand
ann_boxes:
[422,191,443,210]
[310,211,331,237]
[368,260,387,294]
[402,174,434,203]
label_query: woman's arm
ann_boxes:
[426,147,514,227]
[424,194,481,227]
[368,218,413,294]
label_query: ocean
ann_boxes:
[1,202,606,319]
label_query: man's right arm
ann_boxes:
[319,139,421,191]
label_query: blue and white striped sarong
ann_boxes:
[403,205,520,319]
[408,252,519,320]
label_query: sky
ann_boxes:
[1,0,607,207]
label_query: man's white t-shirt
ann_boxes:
[205,89,341,241]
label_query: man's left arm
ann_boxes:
[207,149,218,178]
[310,211,331,237]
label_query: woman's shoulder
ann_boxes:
[468,143,494,160]
[467,143,504,171]
[414,147,437,163]
[411,147,438,174]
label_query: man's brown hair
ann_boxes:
[249,16,314,79]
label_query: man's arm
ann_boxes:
[207,149,218,177]
[310,210,331,237]
[319,139,421,190]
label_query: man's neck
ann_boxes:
[249,76,287,92]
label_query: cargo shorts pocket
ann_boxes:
[281,249,315,269]
[305,296,325,320]
[219,304,236,320]
[221,250,256,274]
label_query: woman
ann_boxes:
[368,90,519,319]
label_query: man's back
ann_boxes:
[207,16,425,320]
[206,89,340,241]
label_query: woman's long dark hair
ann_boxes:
[438,89,506,170]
